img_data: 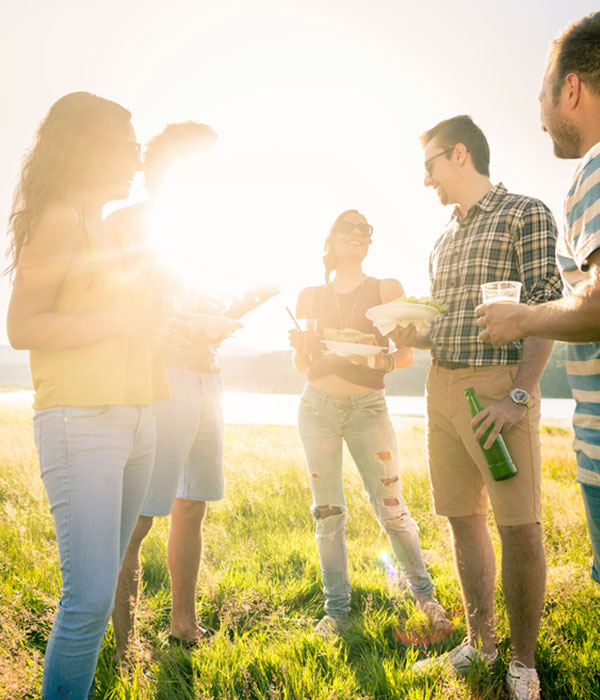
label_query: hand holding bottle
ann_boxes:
[465,387,517,481]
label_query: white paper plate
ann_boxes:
[323,340,387,357]
[366,303,441,335]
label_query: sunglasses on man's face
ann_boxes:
[424,147,454,177]
[335,220,373,238]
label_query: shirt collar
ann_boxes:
[581,140,600,164]
[452,182,507,222]
[570,141,600,190]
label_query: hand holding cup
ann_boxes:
[476,281,529,347]
[289,318,321,360]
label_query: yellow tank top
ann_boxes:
[30,220,170,409]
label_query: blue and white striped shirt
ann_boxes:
[556,141,600,486]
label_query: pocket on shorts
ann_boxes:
[475,367,514,406]
[63,406,116,423]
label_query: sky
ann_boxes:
[1,0,598,352]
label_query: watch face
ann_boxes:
[511,389,529,404]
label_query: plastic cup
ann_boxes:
[481,281,522,304]
[298,318,319,359]
[299,318,318,332]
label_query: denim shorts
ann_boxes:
[141,368,225,517]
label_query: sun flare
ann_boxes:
[146,153,293,301]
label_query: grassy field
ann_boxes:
[1,409,599,700]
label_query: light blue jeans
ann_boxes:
[33,405,156,700]
[298,386,435,619]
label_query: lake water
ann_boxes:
[0,389,576,428]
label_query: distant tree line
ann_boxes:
[219,342,572,399]
[0,343,572,398]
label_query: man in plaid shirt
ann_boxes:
[394,115,562,696]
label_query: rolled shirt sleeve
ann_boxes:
[514,200,563,305]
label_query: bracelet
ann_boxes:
[384,353,395,373]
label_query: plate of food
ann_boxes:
[366,296,448,335]
[322,328,387,357]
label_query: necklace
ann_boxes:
[329,274,367,329]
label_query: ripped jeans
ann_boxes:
[298,386,435,618]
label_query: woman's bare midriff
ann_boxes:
[308,374,375,396]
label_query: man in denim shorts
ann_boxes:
[110,123,277,656]
[391,116,562,698]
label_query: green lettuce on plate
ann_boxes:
[389,296,448,312]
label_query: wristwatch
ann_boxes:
[508,388,531,407]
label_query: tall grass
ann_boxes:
[1,411,599,699]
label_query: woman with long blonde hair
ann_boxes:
[6,92,173,699]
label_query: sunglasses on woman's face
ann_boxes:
[335,221,373,238]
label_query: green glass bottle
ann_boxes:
[465,387,517,481]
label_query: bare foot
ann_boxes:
[168,623,208,647]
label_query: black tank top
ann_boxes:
[306,276,388,389]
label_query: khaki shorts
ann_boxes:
[426,363,542,526]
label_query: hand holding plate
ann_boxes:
[348,349,386,369]
[387,322,432,349]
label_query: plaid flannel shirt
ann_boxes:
[429,183,563,365]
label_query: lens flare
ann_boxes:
[377,548,453,647]
[378,548,402,586]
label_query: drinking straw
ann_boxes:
[285,306,302,331]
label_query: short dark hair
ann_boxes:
[549,12,600,100]
[144,121,217,192]
[420,115,490,177]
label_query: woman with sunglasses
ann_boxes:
[291,209,450,637]
[5,92,174,699]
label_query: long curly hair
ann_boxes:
[5,92,132,276]
[322,209,366,283]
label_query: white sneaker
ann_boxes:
[417,599,452,632]
[412,637,498,674]
[314,615,348,638]
[506,660,540,700]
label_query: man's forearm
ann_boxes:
[517,255,600,342]
[522,288,600,342]
[512,336,554,394]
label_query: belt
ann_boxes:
[433,359,471,370]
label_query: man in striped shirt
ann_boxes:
[477,10,600,597]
